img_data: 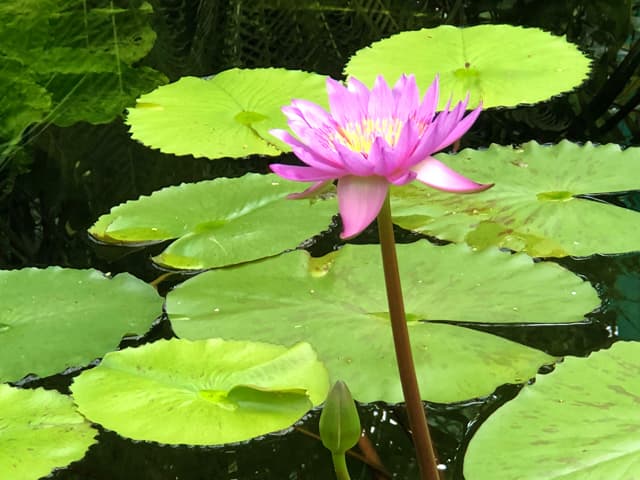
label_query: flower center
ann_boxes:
[334,117,404,152]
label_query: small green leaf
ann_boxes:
[89,173,337,270]
[126,68,329,159]
[0,384,97,480]
[71,338,329,445]
[465,341,640,480]
[345,25,591,108]
[0,267,162,382]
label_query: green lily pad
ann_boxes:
[465,341,640,480]
[391,141,640,257]
[126,68,328,159]
[89,173,337,270]
[345,25,591,109]
[0,267,162,382]
[166,242,599,403]
[71,339,329,445]
[0,384,97,480]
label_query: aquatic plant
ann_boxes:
[269,74,491,239]
[319,381,362,480]
[3,18,640,480]
[268,71,491,478]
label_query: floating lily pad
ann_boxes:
[126,68,328,159]
[71,339,329,445]
[166,242,599,403]
[465,341,640,480]
[0,267,162,382]
[0,384,97,480]
[89,173,337,270]
[391,141,640,257]
[345,25,591,109]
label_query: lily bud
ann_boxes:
[319,380,361,455]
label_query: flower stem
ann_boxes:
[376,194,440,480]
[331,453,351,480]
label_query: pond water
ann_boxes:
[2,1,640,479]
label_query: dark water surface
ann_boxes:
[3,1,640,479]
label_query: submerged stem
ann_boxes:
[376,194,440,480]
[295,427,392,478]
[332,453,351,480]
[358,430,389,480]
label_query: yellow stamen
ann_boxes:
[333,117,404,152]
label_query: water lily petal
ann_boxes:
[283,108,332,142]
[279,112,344,163]
[434,103,482,151]
[270,163,340,182]
[404,95,470,166]
[413,157,493,192]
[388,170,417,186]
[286,123,338,159]
[271,72,489,218]
[327,78,358,126]
[392,120,421,170]
[337,175,389,239]
[292,145,347,173]
[402,122,442,166]
[287,180,334,199]
[418,99,466,154]
[282,105,332,137]
[370,135,416,182]
[270,129,345,172]
[281,105,304,123]
[270,128,303,147]
[345,76,371,122]
[391,73,409,97]
[369,136,394,177]
[438,96,453,117]
[288,99,335,131]
[392,74,420,120]
[435,99,466,137]
[334,143,374,176]
[423,111,458,153]
[417,75,440,123]
[368,76,394,120]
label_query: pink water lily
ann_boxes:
[270,74,492,239]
